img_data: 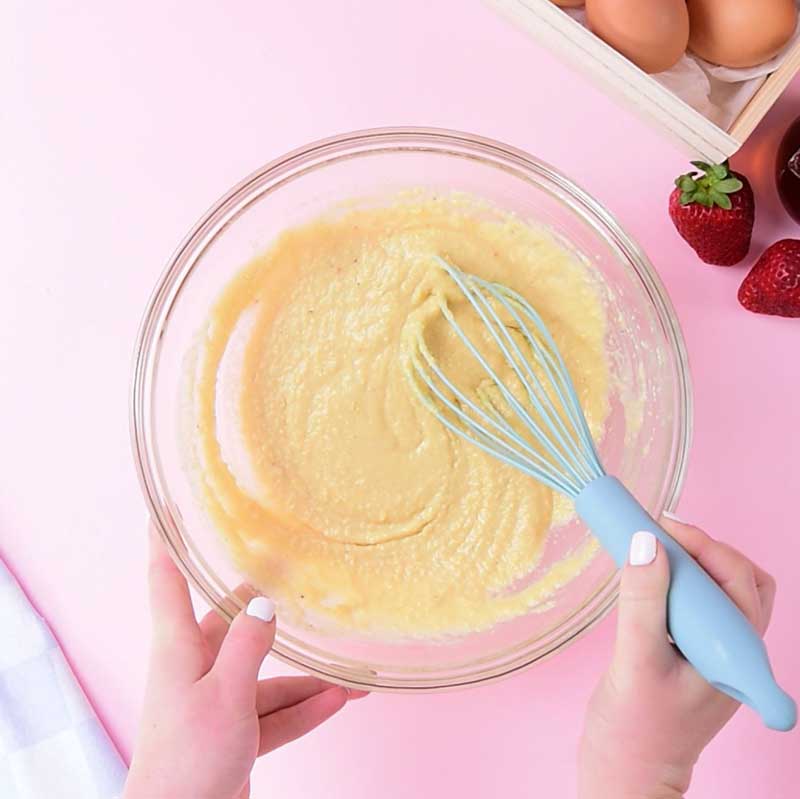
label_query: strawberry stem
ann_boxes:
[674,160,744,210]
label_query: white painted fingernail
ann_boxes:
[629,531,657,566]
[246,597,275,622]
[663,510,686,524]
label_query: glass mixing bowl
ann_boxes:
[131,127,692,691]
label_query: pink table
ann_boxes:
[4,2,798,796]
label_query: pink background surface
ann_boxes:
[4,1,799,796]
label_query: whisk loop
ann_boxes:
[406,256,796,733]
[409,256,603,497]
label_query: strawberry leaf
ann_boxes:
[714,178,743,194]
[673,159,745,210]
[711,163,729,180]
[694,190,712,207]
[709,189,732,210]
[717,194,733,210]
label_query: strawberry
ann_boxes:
[668,160,754,266]
[738,239,800,318]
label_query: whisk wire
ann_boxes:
[412,368,578,494]
[412,343,581,496]
[465,277,598,487]
[479,280,603,483]
[439,267,589,488]
[498,283,604,474]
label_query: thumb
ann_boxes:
[612,531,674,682]
[211,597,276,709]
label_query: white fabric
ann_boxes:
[0,559,127,799]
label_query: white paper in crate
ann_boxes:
[0,559,127,799]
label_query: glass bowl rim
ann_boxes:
[130,125,693,691]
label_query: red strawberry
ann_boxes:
[738,239,800,318]
[668,160,754,266]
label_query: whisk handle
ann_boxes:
[575,475,797,732]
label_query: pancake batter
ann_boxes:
[186,194,610,637]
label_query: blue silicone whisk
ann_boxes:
[408,257,796,732]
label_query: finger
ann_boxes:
[199,608,229,658]
[257,686,348,756]
[752,563,777,633]
[211,597,276,710]
[256,676,366,717]
[148,524,197,630]
[199,584,260,659]
[257,676,330,716]
[147,524,205,679]
[660,518,763,632]
[612,531,674,682]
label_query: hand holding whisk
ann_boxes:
[407,256,796,732]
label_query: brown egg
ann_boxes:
[586,0,690,74]
[551,0,585,6]
[688,0,798,68]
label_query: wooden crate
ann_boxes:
[489,0,800,162]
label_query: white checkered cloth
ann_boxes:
[0,559,127,799]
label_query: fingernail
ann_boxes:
[246,596,275,623]
[662,510,686,524]
[629,531,657,566]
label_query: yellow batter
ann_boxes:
[187,194,610,638]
